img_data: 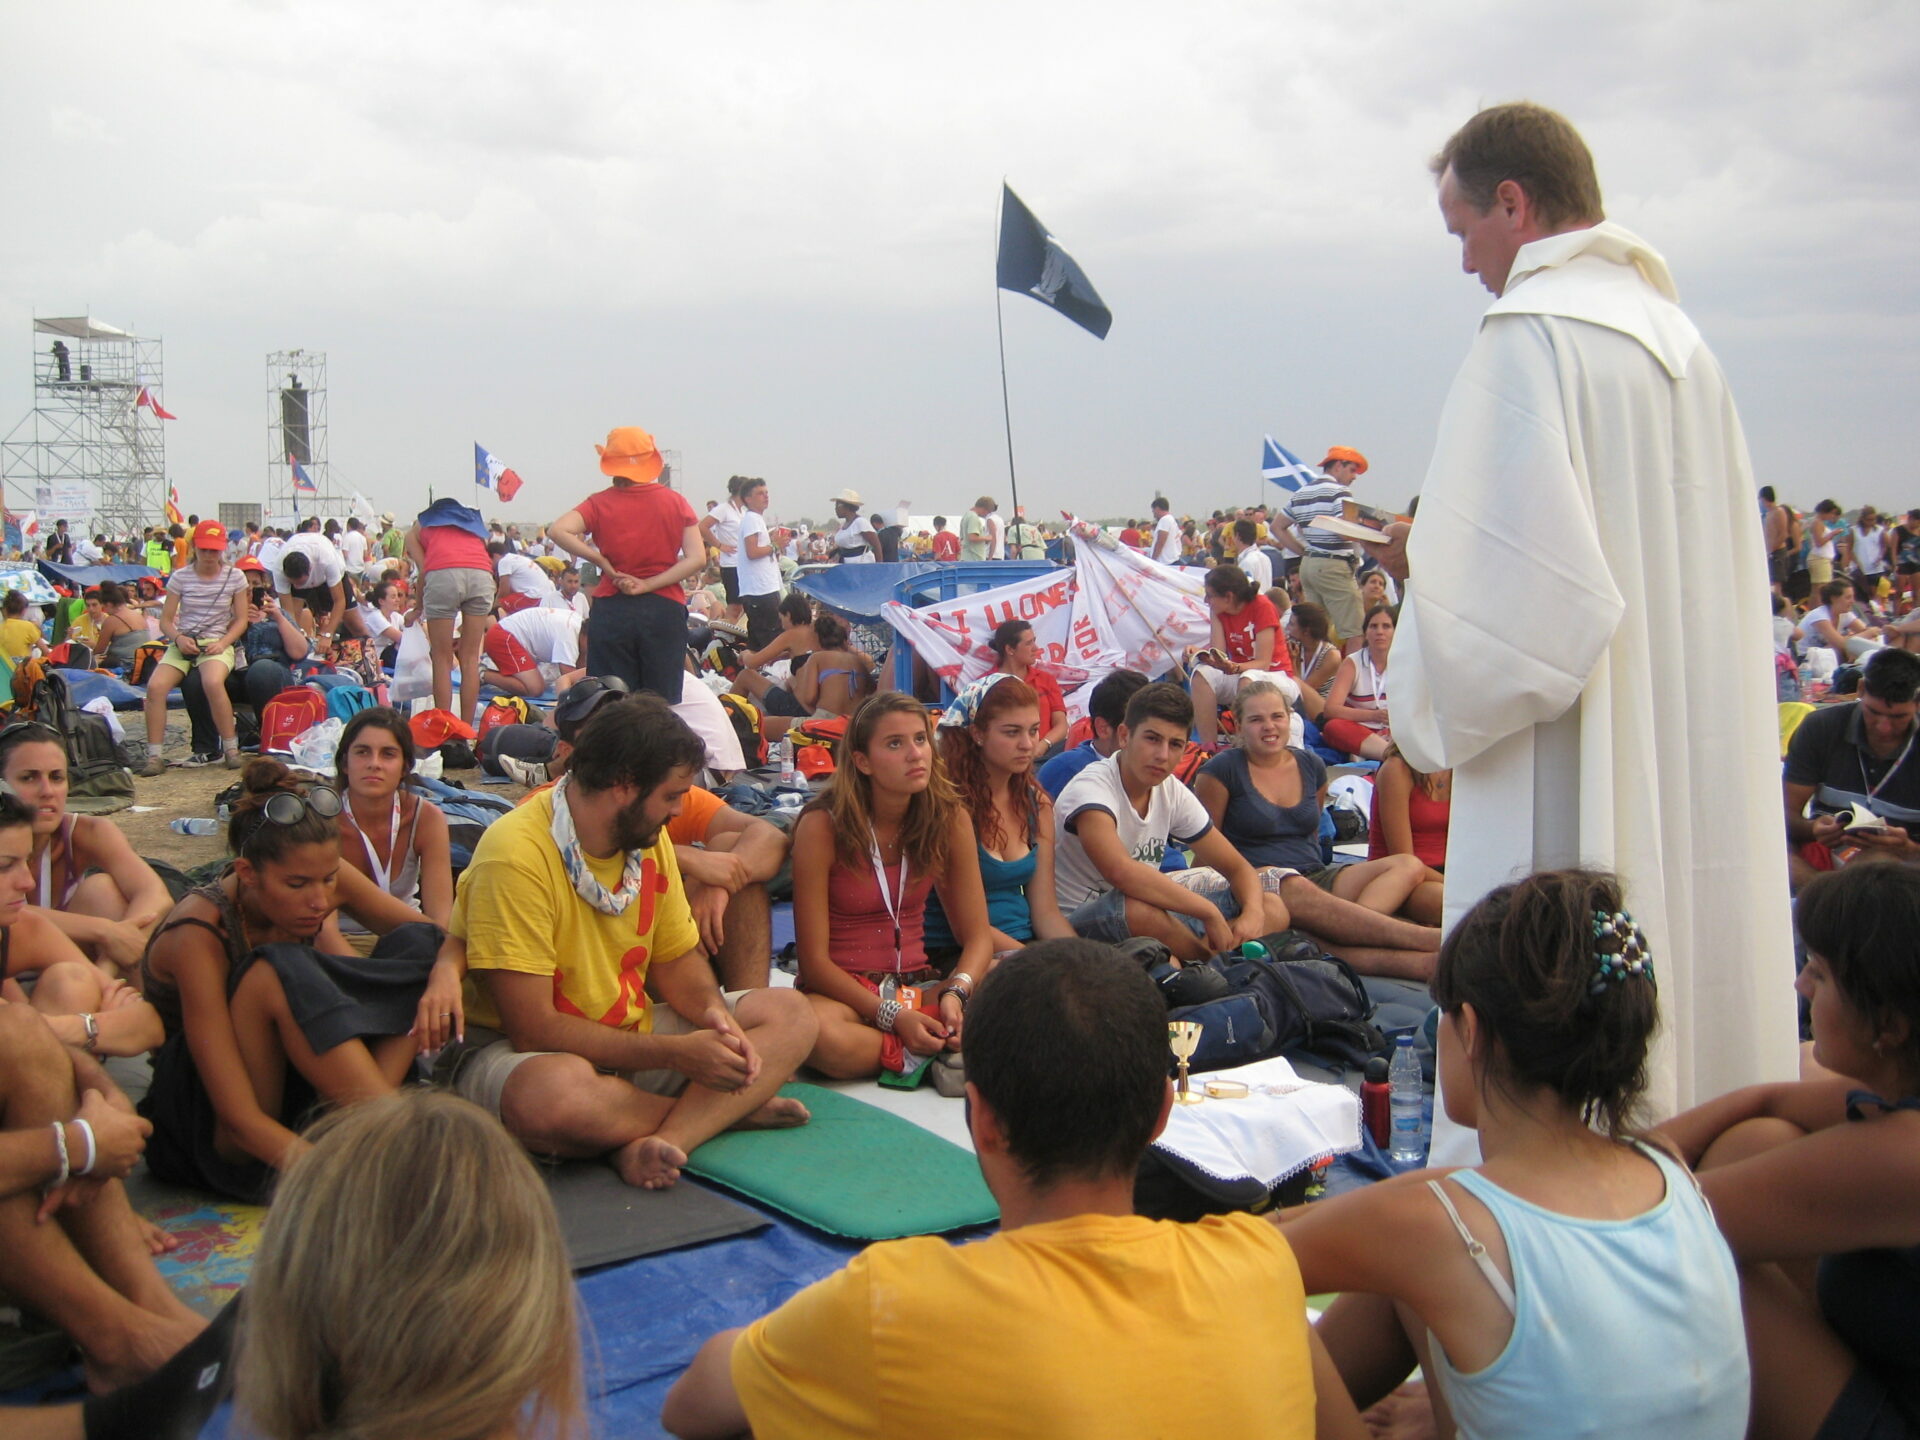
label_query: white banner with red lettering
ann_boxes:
[880,521,1211,716]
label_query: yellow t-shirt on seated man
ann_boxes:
[454,787,699,1034]
[731,1210,1318,1439]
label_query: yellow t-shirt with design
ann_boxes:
[732,1211,1317,1439]
[453,788,698,1034]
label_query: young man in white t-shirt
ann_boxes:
[1054,683,1441,974]
[339,518,371,575]
[491,542,560,610]
[1149,497,1181,564]
[733,479,783,650]
[1054,683,1291,961]
[480,605,584,696]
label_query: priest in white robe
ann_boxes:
[1394,104,1798,1157]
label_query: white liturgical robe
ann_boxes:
[1395,222,1798,1148]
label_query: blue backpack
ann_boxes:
[325,685,377,722]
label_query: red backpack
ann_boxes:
[259,686,328,754]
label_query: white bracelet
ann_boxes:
[48,1120,69,1190]
[74,1119,96,1178]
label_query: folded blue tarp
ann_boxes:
[53,667,147,710]
[37,561,160,591]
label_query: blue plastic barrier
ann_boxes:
[886,562,1057,698]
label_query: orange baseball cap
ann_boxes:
[596,427,664,484]
[191,519,228,550]
[410,709,477,748]
[1321,446,1369,475]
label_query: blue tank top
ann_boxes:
[923,838,1037,950]
[1429,1144,1749,1440]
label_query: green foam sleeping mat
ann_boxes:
[684,1083,999,1239]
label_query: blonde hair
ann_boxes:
[237,1092,583,1440]
[1230,678,1292,733]
[820,692,955,875]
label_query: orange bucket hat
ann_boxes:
[1320,446,1369,475]
[596,427,664,484]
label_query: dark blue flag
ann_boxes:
[996,185,1112,340]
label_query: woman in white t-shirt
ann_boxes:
[1801,580,1884,662]
[829,489,879,563]
[699,479,747,617]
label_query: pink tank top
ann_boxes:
[420,525,492,573]
[825,853,934,975]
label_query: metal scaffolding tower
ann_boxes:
[266,349,352,524]
[1,316,169,538]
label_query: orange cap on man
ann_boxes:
[1321,446,1368,475]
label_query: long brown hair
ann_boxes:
[939,677,1043,852]
[818,693,955,875]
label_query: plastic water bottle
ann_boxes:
[169,818,220,837]
[1388,1034,1426,1165]
[775,737,797,787]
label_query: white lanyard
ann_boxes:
[1861,726,1918,803]
[344,797,402,895]
[867,831,909,979]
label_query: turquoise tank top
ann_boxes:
[923,837,1037,950]
[1428,1144,1749,1440]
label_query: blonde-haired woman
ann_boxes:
[238,1090,583,1440]
[791,693,991,1080]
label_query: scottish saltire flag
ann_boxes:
[1262,436,1320,493]
[996,186,1112,340]
[289,455,317,495]
[474,443,524,503]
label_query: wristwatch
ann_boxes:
[79,1013,99,1052]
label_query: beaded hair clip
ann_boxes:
[1590,908,1653,995]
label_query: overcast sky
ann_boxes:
[2,0,1914,531]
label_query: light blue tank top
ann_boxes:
[1429,1144,1749,1440]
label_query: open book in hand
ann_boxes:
[1835,803,1896,836]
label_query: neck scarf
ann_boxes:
[548,775,647,915]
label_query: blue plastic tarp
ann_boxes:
[36,561,160,591]
[52,667,147,710]
[789,561,939,621]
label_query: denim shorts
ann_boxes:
[1066,866,1294,944]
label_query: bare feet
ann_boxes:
[139,1215,180,1256]
[81,1308,208,1394]
[734,1096,811,1131]
[613,1134,688,1191]
[1363,1382,1436,1440]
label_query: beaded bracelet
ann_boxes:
[48,1120,69,1191]
[874,998,903,1034]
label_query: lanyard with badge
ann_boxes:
[868,831,913,1003]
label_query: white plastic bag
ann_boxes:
[391,623,433,703]
[288,718,345,774]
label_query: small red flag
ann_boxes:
[137,387,178,421]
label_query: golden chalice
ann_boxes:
[1168,1020,1205,1105]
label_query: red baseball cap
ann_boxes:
[191,519,228,550]
[410,709,477,748]
[237,557,268,574]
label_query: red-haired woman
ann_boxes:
[928,674,1075,959]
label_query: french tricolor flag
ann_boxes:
[474,443,524,503]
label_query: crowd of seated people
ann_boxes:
[8,471,1917,1438]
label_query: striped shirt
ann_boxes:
[1285,479,1356,556]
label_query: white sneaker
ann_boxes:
[499,755,549,786]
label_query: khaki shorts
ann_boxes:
[158,641,235,673]
[421,567,495,621]
[438,991,747,1118]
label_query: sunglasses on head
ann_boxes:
[258,786,343,829]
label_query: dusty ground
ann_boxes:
[118,759,526,871]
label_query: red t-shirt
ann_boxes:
[932,531,960,561]
[1026,665,1068,733]
[420,525,492,572]
[1220,594,1291,671]
[1119,528,1144,550]
[573,482,700,602]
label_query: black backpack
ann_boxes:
[1165,932,1387,1076]
[30,672,134,811]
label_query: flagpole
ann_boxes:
[994,184,1022,531]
